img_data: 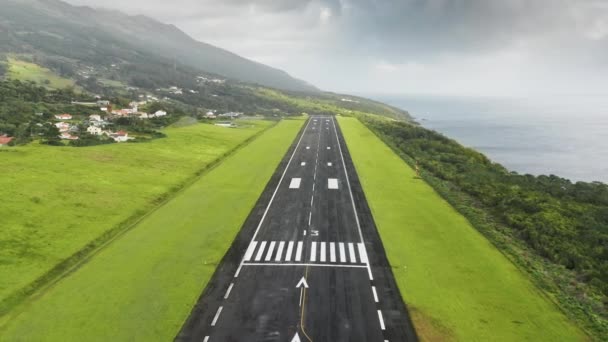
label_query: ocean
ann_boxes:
[368,94,608,183]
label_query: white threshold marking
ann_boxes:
[243,241,258,261]
[285,241,294,262]
[289,178,301,189]
[211,306,223,326]
[348,243,357,263]
[310,242,317,262]
[255,241,267,261]
[320,242,326,262]
[378,310,386,330]
[295,241,303,261]
[243,263,367,269]
[358,243,369,264]
[330,243,336,262]
[328,178,339,189]
[275,241,285,261]
[372,286,379,303]
[327,162,332,166]
[265,241,276,261]
[224,283,234,299]
[339,243,346,262]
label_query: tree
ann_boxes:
[41,123,61,145]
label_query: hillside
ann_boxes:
[0,0,316,92]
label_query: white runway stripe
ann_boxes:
[358,243,368,264]
[255,241,267,261]
[275,241,285,262]
[310,241,317,262]
[320,242,326,262]
[339,243,346,262]
[348,243,357,263]
[265,241,276,261]
[244,240,367,264]
[285,241,294,262]
[244,241,257,261]
[295,241,303,261]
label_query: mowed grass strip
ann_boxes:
[7,57,76,89]
[338,116,586,341]
[0,120,273,311]
[0,118,304,341]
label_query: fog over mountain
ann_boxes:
[63,0,608,95]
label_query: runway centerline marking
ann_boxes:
[327,162,332,166]
[378,310,386,330]
[372,286,379,303]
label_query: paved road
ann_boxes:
[176,116,417,342]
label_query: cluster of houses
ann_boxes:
[204,111,243,119]
[196,76,225,84]
[52,111,133,142]
[109,102,167,120]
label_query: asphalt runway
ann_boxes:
[176,116,418,342]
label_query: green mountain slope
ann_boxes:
[0,0,316,92]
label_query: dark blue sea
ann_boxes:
[367,94,608,183]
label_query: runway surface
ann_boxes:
[176,116,418,341]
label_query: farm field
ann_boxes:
[0,119,276,314]
[0,118,304,341]
[7,57,77,89]
[338,116,586,341]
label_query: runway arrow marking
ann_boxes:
[296,277,309,288]
[291,332,302,342]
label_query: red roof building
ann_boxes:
[0,135,14,145]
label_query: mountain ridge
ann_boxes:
[0,0,317,92]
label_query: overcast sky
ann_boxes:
[65,0,608,96]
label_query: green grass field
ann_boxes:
[0,118,303,340]
[0,120,278,313]
[7,57,76,89]
[338,116,586,341]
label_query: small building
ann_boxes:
[97,100,110,106]
[87,126,102,135]
[0,135,14,146]
[59,132,78,140]
[205,111,216,119]
[55,114,73,120]
[110,130,129,142]
[154,110,167,117]
[55,122,70,132]
[89,114,102,122]
[215,121,237,128]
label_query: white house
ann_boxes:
[89,114,102,122]
[154,110,167,117]
[110,130,129,142]
[55,122,70,132]
[87,126,102,135]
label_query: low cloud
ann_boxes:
[64,0,608,95]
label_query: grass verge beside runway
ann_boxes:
[0,118,304,341]
[338,116,586,341]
